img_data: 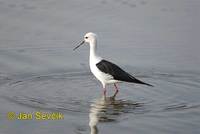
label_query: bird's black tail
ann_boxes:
[128,74,154,87]
[139,80,154,87]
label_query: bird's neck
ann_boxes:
[89,40,102,65]
[89,40,98,60]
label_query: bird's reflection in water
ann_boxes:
[89,96,142,134]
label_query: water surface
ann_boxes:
[0,0,200,134]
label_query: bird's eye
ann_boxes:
[85,37,88,39]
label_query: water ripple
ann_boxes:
[1,70,200,117]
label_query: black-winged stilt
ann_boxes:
[74,32,153,97]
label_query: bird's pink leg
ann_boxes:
[103,87,107,97]
[113,83,119,97]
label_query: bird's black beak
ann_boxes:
[73,40,85,51]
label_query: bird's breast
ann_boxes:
[89,61,98,76]
[90,61,114,84]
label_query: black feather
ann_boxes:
[96,60,153,87]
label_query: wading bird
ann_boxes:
[74,32,153,97]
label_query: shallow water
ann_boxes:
[1,70,200,134]
[0,0,200,134]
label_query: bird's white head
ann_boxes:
[73,32,97,51]
[84,32,97,44]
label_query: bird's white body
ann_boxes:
[88,33,119,88]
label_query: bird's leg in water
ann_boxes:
[103,87,107,97]
[113,83,119,97]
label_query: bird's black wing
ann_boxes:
[96,60,153,86]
